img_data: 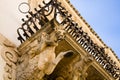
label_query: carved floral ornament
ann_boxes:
[1,43,18,80]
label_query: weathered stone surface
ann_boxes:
[0,34,18,80]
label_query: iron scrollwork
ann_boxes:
[17,0,69,43]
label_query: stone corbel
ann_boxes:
[73,54,93,80]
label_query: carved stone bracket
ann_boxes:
[45,52,93,80]
[72,54,93,80]
[16,24,72,80]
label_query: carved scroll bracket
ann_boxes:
[1,43,18,80]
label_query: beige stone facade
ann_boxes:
[0,0,120,80]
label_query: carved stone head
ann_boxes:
[54,26,66,41]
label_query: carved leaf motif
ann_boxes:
[1,47,18,80]
[2,48,17,63]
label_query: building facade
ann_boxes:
[0,0,120,80]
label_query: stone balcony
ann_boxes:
[16,0,120,79]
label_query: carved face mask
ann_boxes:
[56,29,66,41]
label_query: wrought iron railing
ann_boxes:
[17,0,120,79]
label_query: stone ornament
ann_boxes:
[17,26,73,80]
[1,42,18,80]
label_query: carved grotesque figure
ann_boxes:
[36,27,70,79]
[17,26,73,80]
[72,55,93,80]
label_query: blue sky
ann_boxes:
[70,0,120,58]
